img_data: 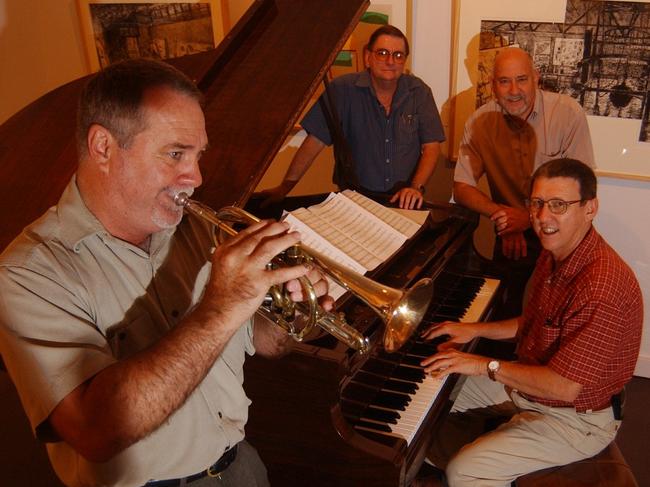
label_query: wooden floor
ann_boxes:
[0,371,648,487]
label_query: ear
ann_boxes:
[86,124,115,170]
[584,197,598,222]
[363,48,371,69]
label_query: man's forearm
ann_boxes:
[410,142,440,189]
[492,362,582,403]
[283,134,326,186]
[453,181,501,217]
[474,316,520,341]
[49,303,242,462]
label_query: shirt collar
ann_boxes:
[355,69,414,100]
[57,176,107,252]
[529,89,542,120]
[57,175,175,254]
[550,226,599,281]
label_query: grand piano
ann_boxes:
[0,1,504,485]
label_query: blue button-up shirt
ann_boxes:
[301,70,445,193]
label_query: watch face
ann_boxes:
[489,360,499,371]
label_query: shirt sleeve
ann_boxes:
[416,85,446,144]
[559,97,596,169]
[548,298,625,387]
[300,94,332,146]
[0,265,114,435]
[454,113,485,187]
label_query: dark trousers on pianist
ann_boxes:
[144,440,270,487]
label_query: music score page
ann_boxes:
[283,191,427,299]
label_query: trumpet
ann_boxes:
[174,193,433,354]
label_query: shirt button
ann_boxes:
[218,411,223,418]
[386,159,390,163]
[385,178,390,182]
[385,139,389,143]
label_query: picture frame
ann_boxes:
[76,0,228,72]
[450,0,650,181]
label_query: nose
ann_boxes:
[535,202,553,221]
[179,157,203,189]
[385,53,395,65]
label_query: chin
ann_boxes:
[152,208,184,230]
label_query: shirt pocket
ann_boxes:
[397,113,419,145]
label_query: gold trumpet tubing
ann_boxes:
[300,304,370,353]
[299,244,402,319]
[174,195,432,353]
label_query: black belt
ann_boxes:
[145,445,238,487]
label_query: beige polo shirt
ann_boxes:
[0,177,255,487]
[455,89,596,209]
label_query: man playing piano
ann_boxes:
[259,25,445,210]
[0,59,332,487]
[417,159,642,487]
[453,47,595,317]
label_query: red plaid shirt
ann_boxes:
[518,227,643,412]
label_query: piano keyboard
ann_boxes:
[342,272,499,445]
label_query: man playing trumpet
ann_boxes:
[0,59,332,487]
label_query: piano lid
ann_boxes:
[0,0,369,251]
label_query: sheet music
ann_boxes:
[305,193,405,262]
[342,190,423,238]
[283,191,427,300]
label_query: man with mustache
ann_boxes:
[453,47,595,316]
[0,59,331,487]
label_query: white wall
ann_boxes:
[413,0,650,377]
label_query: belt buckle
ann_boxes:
[207,466,222,480]
[206,446,236,479]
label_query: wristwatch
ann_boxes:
[413,184,426,195]
[487,360,501,381]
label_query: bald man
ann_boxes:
[453,47,595,316]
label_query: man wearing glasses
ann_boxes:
[453,47,595,317]
[260,25,445,210]
[413,158,642,487]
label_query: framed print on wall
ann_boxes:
[76,0,228,72]
[450,0,650,180]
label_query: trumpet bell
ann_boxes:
[382,278,433,353]
[174,192,434,354]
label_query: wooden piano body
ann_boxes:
[0,1,504,485]
[244,195,502,486]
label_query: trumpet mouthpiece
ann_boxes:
[174,192,190,207]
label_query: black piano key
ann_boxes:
[364,407,400,424]
[355,419,392,433]
[354,370,387,388]
[385,378,418,394]
[399,354,425,367]
[375,349,405,364]
[361,358,396,377]
[342,382,380,404]
[391,366,425,383]
[373,390,410,410]
[407,342,439,357]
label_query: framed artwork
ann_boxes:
[76,0,227,72]
[450,0,650,180]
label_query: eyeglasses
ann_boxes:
[371,48,407,63]
[525,197,584,215]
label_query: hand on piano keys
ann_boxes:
[420,321,481,351]
[420,348,490,378]
[342,274,499,446]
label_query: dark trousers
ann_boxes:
[492,229,541,319]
